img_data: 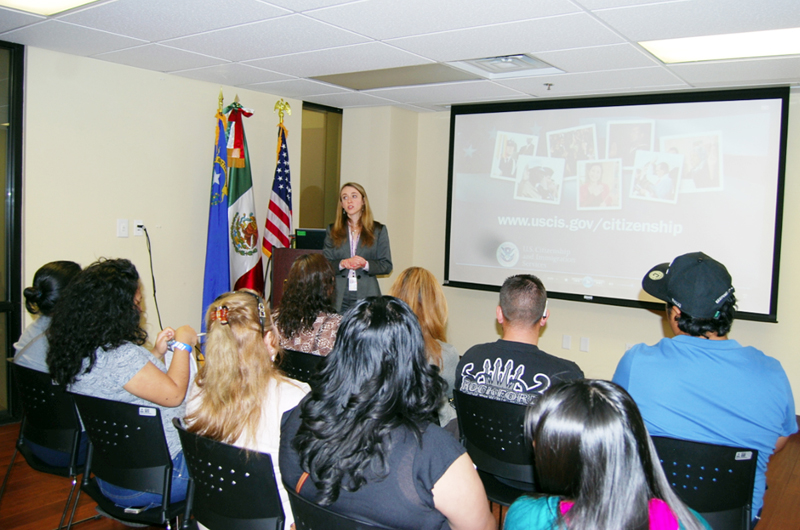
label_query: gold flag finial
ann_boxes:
[218,89,224,112]
[274,99,291,124]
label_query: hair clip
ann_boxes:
[713,310,720,319]
[211,306,229,324]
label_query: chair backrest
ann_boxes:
[453,389,534,484]
[280,349,323,385]
[71,393,172,496]
[173,419,285,530]
[11,363,82,458]
[652,436,758,530]
[285,485,395,530]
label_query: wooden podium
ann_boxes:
[269,248,324,308]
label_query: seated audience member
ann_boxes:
[14,260,83,467]
[274,253,342,357]
[47,258,197,511]
[456,274,583,406]
[280,296,496,530]
[185,290,309,527]
[613,252,796,525]
[389,267,460,426]
[14,260,81,373]
[504,379,710,530]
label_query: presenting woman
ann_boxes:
[185,290,309,527]
[47,258,197,509]
[504,379,710,530]
[324,182,392,313]
[280,296,496,530]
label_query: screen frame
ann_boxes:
[444,87,790,323]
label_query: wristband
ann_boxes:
[166,339,192,353]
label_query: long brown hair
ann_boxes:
[275,253,336,338]
[388,267,448,368]
[330,182,379,247]
[186,290,288,449]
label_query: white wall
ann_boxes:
[22,47,302,339]
[342,89,800,407]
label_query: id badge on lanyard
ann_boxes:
[349,230,359,292]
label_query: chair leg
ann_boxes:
[56,474,80,530]
[0,446,19,507]
[64,487,82,530]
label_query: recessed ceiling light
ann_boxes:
[641,27,800,64]
[0,0,101,16]
[448,54,563,79]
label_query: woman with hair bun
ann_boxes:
[504,379,710,530]
[324,182,392,313]
[185,290,309,527]
[14,260,81,373]
[274,253,342,357]
[280,296,496,530]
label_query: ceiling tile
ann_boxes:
[593,0,800,42]
[0,6,42,34]
[535,43,659,73]
[172,62,292,85]
[364,80,527,105]
[668,55,800,87]
[95,44,226,72]
[245,42,431,78]
[305,0,579,40]
[497,66,687,97]
[2,20,145,56]
[264,0,362,12]
[387,13,624,63]
[164,14,369,62]
[244,78,350,97]
[303,91,395,108]
[59,0,290,41]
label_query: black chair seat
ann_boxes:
[174,418,285,530]
[453,390,535,504]
[652,436,758,530]
[0,363,89,529]
[286,484,396,530]
[280,349,324,386]
[67,394,187,529]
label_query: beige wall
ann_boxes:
[22,47,302,338]
[341,90,800,407]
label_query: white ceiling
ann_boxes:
[1,0,798,112]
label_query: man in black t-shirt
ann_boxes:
[456,274,583,406]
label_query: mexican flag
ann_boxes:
[225,101,264,294]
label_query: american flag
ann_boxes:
[262,124,293,257]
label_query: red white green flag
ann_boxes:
[224,101,264,294]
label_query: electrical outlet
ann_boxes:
[117,219,129,238]
[133,220,144,236]
[580,337,590,352]
[562,335,571,350]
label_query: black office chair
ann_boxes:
[0,363,94,530]
[652,436,758,530]
[66,394,188,530]
[285,484,395,530]
[173,418,285,530]
[279,349,324,386]
[453,389,535,523]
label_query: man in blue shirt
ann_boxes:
[613,252,796,524]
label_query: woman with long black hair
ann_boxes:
[504,379,710,530]
[280,296,495,530]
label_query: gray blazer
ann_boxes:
[324,223,392,312]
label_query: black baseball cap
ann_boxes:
[642,252,734,319]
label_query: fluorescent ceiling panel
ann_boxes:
[0,0,100,15]
[314,64,480,91]
[641,27,800,63]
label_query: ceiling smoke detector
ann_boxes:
[448,54,563,79]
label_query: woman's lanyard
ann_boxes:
[348,229,360,291]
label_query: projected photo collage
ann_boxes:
[490,121,724,211]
